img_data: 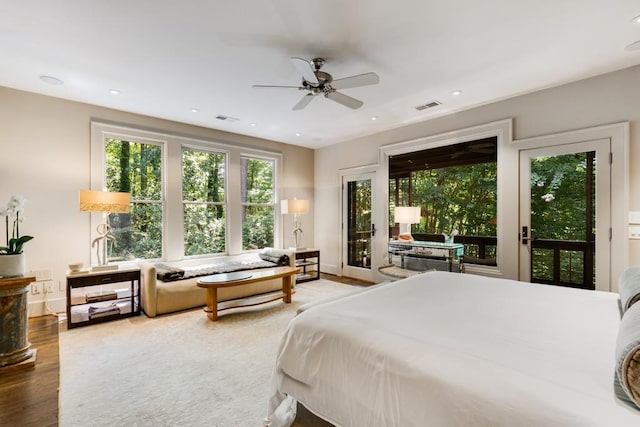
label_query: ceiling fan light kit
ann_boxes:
[253,57,379,110]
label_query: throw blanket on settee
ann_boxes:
[155,249,290,282]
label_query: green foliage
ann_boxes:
[106,140,277,260]
[391,163,497,237]
[0,235,34,255]
[106,139,163,260]
[347,179,372,266]
[530,153,592,241]
[241,158,275,250]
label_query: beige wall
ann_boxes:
[316,65,640,282]
[0,86,314,315]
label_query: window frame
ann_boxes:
[379,119,513,279]
[91,121,282,263]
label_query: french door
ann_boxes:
[342,171,378,282]
[518,139,611,291]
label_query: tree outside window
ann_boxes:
[105,138,163,260]
[241,157,275,250]
[182,148,226,256]
[389,138,498,263]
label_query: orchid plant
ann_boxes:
[0,195,34,255]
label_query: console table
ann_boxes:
[388,240,464,273]
[0,276,37,370]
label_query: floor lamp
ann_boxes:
[79,190,130,271]
[281,198,309,250]
[394,206,421,241]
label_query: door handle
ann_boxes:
[371,223,376,237]
[521,226,528,245]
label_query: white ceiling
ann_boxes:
[2,1,640,149]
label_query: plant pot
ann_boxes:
[0,254,26,278]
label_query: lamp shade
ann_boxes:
[281,199,309,215]
[79,190,130,213]
[394,206,421,224]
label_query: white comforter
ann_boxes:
[268,272,640,426]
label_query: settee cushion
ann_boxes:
[155,249,291,282]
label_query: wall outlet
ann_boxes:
[44,281,54,293]
[31,282,42,295]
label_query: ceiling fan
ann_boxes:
[253,57,379,110]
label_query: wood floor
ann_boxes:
[0,274,368,427]
[0,315,60,427]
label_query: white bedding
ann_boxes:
[268,271,640,426]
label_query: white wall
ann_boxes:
[315,65,640,284]
[0,86,314,316]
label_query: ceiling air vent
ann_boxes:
[415,100,442,111]
[215,114,240,122]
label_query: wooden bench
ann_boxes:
[196,266,300,321]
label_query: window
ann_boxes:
[389,138,498,264]
[182,148,226,256]
[93,121,282,261]
[241,157,275,250]
[105,138,163,260]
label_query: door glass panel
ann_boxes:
[347,179,372,269]
[529,152,595,289]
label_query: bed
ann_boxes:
[267,271,640,426]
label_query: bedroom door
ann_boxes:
[518,139,611,291]
[342,171,378,282]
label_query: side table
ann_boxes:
[66,268,141,329]
[294,249,320,282]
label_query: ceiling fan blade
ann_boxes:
[292,93,315,111]
[291,57,319,85]
[331,72,379,90]
[325,91,364,110]
[252,85,301,89]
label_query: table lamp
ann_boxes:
[394,206,421,241]
[281,198,309,249]
[79,190,130,271]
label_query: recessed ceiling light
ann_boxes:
[190,108,199,113]
[371,116,378,121]
[625,40,640,51]
[295,133,301,137]
[249,123,257,127]
[451,90,462,96]
[39,75,63,85]
[109,89,121,95]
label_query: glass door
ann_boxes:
[342,171,377,281]
[518,139,610,291]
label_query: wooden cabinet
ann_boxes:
[66,268,141,329]
[294,249,320,283]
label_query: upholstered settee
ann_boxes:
[138,249,295,318]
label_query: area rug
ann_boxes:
[59,279,361,427]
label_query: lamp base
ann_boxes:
[91,264,119,272]
[397,232,414,242]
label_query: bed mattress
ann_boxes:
[268,272,640,426]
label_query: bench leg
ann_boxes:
[204,288,218,321]
[283,275,292,304]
